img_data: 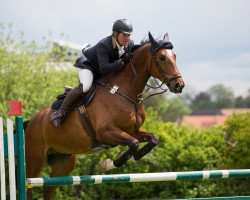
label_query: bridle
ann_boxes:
[143,49,182,99]
[151,52,182,87]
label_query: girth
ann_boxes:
[78,105,112,152]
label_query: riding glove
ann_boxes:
[121,52,133,65]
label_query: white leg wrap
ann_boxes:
[100,159,116,172]
[77,68,94,93]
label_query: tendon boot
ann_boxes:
[51,83,84,127]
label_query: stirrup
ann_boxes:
[51,111,66,127]
[50,110,66,122]
[51,117,63,127]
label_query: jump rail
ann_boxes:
[27,169,250,187]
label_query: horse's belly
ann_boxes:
[46,122,93,154]
[49,136,92,154]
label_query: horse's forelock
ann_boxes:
[150,40,173,53]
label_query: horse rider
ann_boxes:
[50,19,134,127]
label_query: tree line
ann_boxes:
[144,83,250,122]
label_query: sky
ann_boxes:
[1,0,250,97]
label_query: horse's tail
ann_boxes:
[23,120,30,130]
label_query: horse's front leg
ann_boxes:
[100,130,139,171]
[131,130,159,161]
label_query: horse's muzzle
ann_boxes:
[168,78,185,93]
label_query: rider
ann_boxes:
[50,19,134,127]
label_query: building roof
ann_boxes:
[180,108,250,128]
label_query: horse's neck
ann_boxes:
[106,45,151,97]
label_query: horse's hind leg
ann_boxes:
[43,153,77,200]
[25,130,47,200]
[132,131,159,161]
[26,152,46,200]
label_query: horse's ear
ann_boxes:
[163,33,169,42]
[148,32,157,46]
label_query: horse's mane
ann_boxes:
[131,44,143,53]
[131,38,150,53]
[131,35,173,53]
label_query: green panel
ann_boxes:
[43,176,73,186]
[192,196,250,200]
[3,132,18,156]
[16,116,27,200]
[209,171,223,179]
[80,176,96,184]
[229,171,250,178]
[177,172,204,180]
[102,176,131,183]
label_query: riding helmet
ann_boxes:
[112,19,133,34]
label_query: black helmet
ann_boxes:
[112,19,133,34]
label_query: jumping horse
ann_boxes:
[24,32,185,199]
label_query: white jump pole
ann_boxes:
[0,117,6,200]
[7,119,16,200]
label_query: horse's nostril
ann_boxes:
[175,83,180,89]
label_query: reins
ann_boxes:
[95,81,140,106]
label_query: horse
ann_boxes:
[24,32,185,199]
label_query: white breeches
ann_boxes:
[77,68,94,93]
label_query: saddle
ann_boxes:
[51,84,96,111]
[51,84,113,152]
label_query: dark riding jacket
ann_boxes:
[74,35,134,78]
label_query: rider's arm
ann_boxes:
[97,43,124,75]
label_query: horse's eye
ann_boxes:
[159,56,165,61]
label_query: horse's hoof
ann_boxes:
[100,159,116,172]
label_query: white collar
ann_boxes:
[116,41,125,58]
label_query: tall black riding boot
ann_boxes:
[51,83,84,127]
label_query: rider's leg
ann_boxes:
[50,83,83,127]
[50,69,93,127]
[78,68,93,93]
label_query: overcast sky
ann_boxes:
[1,0,250,97]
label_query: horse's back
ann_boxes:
[25,107,51,153]
[25,107,92,154]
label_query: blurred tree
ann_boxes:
[189,84,236,112]
[0,23,78,120]
[207,84,235,108]
[234,96,247,108]
[159,97,191,122]
[143,78,191,121]
[221,112,250,168]
[190,92,212,112]
[144,94,191,122]
[144,92,169,109]
[244,88,250,107]
[49,43,66,61]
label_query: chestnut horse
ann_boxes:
[24,32,185,199]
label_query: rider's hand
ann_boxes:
[121,52,133,66]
